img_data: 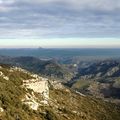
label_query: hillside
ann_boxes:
[1,56,120,103]
[0,56,73,81]
[66,60,120,103]
[0,64,120,120]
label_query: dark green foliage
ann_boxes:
[44,110,59,120]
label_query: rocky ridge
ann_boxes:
[0,64,120,120]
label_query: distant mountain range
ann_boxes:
[0,48,120,58]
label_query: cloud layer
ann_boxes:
[0,0,120,39]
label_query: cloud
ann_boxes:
[0,0,120,12]
[0,0,15,12]
[19,0,120,11]
[0,0,120,39]
[0,0,15,5]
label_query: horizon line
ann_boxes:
[1,47,120,49]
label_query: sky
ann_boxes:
[0,0,120,48]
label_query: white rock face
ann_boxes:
[19,70,50,110]
[75,91,86,97]
[0,71,3,76]
[23,79,49,99]
[40,100,48,105]
[106,67,119,76]
[0,71,9,80]
[0,107,4,112]
[26,101,39,110]
[31,74,48,81]
[10,67,30,74]
[50,80,64,90]
[3,76,9,80]
[12,67,26,72]
[22,93,39,110]
[22,75,49,110]
[22,77,49,110]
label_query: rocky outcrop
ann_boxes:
[23,77,49,99]
[0,107,4,112]
[22,74,49,110]
[0,71,9,80]
[22,93,39,110]
[106,67,120,77]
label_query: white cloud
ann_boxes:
[0,0,15,12]
[0,0,120,12]
[0,0,120,38]
[0,0,15,5]
[20,0,120,11]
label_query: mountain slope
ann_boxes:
[0,64,120,120]
[0,56,73,81]
[66,60,120,103]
